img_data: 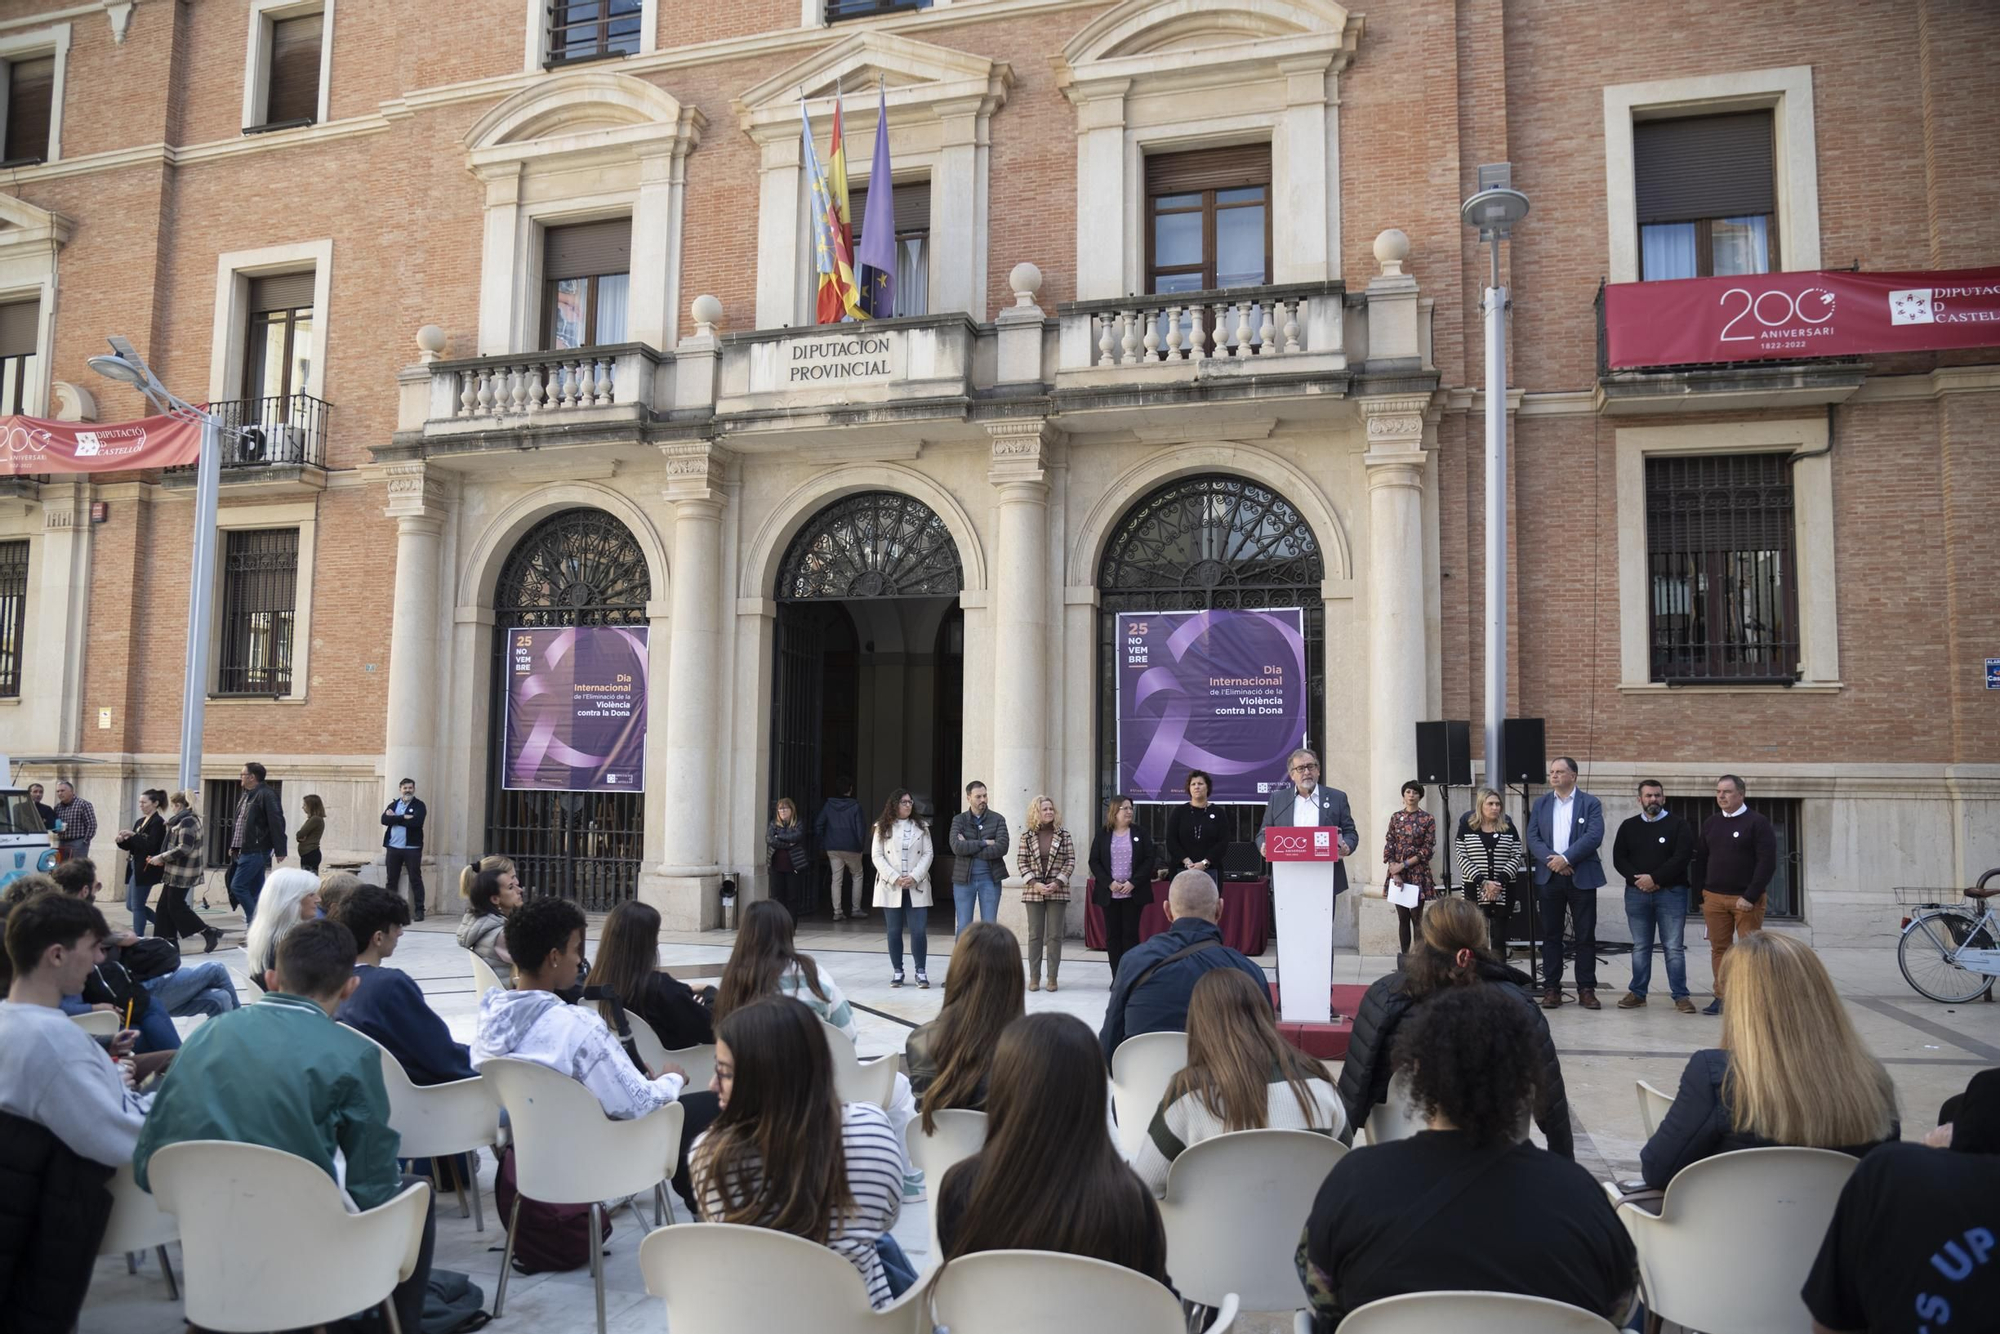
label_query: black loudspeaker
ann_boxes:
[1414,721,1472,787]
[1502,717,1546,785]
[1221,841,1263,882]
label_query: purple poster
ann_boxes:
[1116,609,1309,803]
[503,626,649,792]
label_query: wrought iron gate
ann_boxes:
[484,508,650,910]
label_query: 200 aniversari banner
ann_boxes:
[1116,609,1309,804]
[503,626,649,792]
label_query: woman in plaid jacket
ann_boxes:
[149,789,223,953]
[1015,795,1076,993]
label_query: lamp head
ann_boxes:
[1460,187,1530,242]
[87,353,146,386]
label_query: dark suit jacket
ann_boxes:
[1257,783,1359,895]
[1087,827,1159,908]
[380,796,428,850]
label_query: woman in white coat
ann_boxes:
[869,789,934,989]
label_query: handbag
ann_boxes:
[119,937,181,982]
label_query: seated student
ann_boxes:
[243,868,324,993]
[314,869,364,924]
[1804,1068,2000,1334]
[1298,987,1637,1332]
[457,858,522,988]
[1641,931,1898,1189]
[133,919,437,1334]
[1099,869,1270,1063]
[1338,896,1572,1155]
[1133,967,1345,1196]
[691,995,913,1307]
[936,1012,1169,1284]
[334,883,476,1087]
[470,896,686,1118]
[0,891,155,1334]
[48,859,185,1054]
[906,922,1023,1125]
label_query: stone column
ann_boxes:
[383,462,451,909]
[651,441,730,928]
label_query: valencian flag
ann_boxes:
[855,83,897,318]
[801,99,863,323]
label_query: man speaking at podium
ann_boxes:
[1259,749,1359,1020]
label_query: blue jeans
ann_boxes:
[882,895,929,973]
[875,1232,917,1298]
[132,1002,182,1054]
[1625,883,1690,1000]
[230,852,270,925]
[145,961,240,1018]
[126,871,153,939]
[954,864,1001,933]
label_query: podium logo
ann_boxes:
[1314,830,1332,851]
[1267,830,1328,857]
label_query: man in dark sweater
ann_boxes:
[1687,774,1778,1015]
[333,884,475,1087]
[1610,780,1696,1012]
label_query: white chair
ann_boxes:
[362,1038,502,1231]
[624,1013,718,1090]
[98,1161,180,1299]
[1334,1290,1621,1332]
[482,1056,685,1334]
[1635,1079,1674,1138]
[638,1221,926,1333]
[931,1248,1239,1333]
[1161,1128,1347,1310]
[147,1140,429,1334]
[1617,1145,1859,1334]
[1110,1031,1188,1158]
[822,1021,898,1110]
[904,1108,988,1261]
[468,950,506,996]
[1356,1072,1425,1147]
[70,1009,120,1037]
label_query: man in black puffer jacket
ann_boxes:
[1336,899,1573,1156]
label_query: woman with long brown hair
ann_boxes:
[906,922,1025,1129]
[1132,968,1345,1194]
[1088,795,1159,980]
[692,996,914,1306]
[868,788,934,989]
[586,899,714,1052]
[716,898,853,1035]
[934,1012,1168,1283]
[767,796,811,917]
[1641,930,1898,1187]
[455,855,523,986]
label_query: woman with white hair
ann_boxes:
[244,867,324,992]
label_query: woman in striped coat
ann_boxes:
[1455,787,1525,957]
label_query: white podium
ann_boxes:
[1262,827,1341,1024]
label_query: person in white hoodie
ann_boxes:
[470,896,685,1119]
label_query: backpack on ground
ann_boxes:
[420,1268,490,1333]
[493,1146,611,1274]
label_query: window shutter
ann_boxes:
[265,12,323,125]
[1144,144,1272,195]
[1644,454,1794,552]
[3,55,54,163]
[248,272,316,313]
[1634,112,1775,224]
[0,299,38,358]
[851,179,932,237]
[544,219,632,280]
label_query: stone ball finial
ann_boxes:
[691,294,724,334]
[415,324,447,362]
[1373,229,1411,276]
[1009,262,1043,307]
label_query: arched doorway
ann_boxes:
[484,507,651,910]
[1096,473,1326,846]
[771,491,964,917]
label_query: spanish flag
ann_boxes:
[802,100,864,324]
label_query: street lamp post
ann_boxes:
[88,337,228,794]
[1460,165,1529,794]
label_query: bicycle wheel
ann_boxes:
[1898,910,1990,1004]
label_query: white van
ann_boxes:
[0,755,60,893]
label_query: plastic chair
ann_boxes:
[468,950,506,996]
[353,1035,501,1232]
[147,1140,429,1334]
[904,1108,988,1261]
[623,1013,718,1090]
[71,1009,120,1037]
[1635,1079,1674,1138]
[930,1248,1239,1333]
[822,1021,898,1109]
[97,1161,180,1299]
[1334,1290,1620,1332]
[1109,1030,1188,1158]
[1617,1146,1859,1334]
[638,1221,926,1333]
[1160,1128,1347,1310]
[481,1056,685,1334]
[1357,1072,1425,1147]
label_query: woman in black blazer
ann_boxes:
[1164,768,1230,893]
[1088,794,1159,980]
[114,788,169,938]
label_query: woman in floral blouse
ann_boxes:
[1015,795,1076,993]
[1381,780,1438,956]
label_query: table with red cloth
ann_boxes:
[1082,876,1269,956]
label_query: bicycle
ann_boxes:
[1896,868,2000,1003]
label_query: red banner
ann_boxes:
[1260,826,1343,863]
[1603,266,2000,369]
[0,413,203,475]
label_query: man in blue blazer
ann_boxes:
[1523,756,1606,1010]
[1256,748,1359,894]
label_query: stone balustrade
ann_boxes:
[1054,281,1350,378]
[415,343,668,431]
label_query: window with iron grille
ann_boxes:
[1635,111,1778,281]
[203,777,282,868]
[0,539,26,697]
[1146,145,1272,294]
[827,0,930,22]
[1646,453,1798,684]
[217,528,299,696]
[546,0,641,65]
[1,54,54,166]
[1671,792,1803,919]
[0,298,39,414]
